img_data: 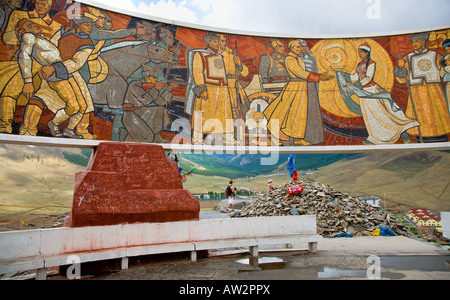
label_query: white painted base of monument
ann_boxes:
[0,215,322,279]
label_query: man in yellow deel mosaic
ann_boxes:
[394,32,450,142]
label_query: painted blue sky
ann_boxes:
[91,0,449,35]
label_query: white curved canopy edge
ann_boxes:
[76,0,450,39]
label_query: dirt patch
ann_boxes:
[0,212,69,232]
[199,200,221,210]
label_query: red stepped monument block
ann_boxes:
[67,142,199,227]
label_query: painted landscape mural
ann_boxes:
[0,0,449,147]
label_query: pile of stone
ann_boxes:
[231,181,407,237]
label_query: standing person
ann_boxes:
[225,180,236,211]
[267,179,275,193]
[264,40,333,146]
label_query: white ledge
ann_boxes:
[1,134,449,153]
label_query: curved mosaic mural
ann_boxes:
[0,0,449,147]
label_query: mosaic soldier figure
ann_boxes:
[440,39,450,109]
[218,34,250,117]
[0,0,61,134]
[394,33,450,142]
[297,39,325,145]
[81,6,146,84]
[122,65,174,143]
[20,16,96,138]
[264,40,333,146]
[14,19,87,138]
[218,33,250,144]
[2,0,61,45]
[187,33,248,145]
[258,40,289,84]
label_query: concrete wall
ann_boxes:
[0,1,448,148]
[0,216,319,274]
[441,212,450,240]
[0,216,316,259]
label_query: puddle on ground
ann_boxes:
[235,256,450,279]
[381,256,450,272]
[235,257,286,270]
[236,258,369,278]
[318,266,367,279]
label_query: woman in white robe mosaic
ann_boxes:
[345,43,419,144]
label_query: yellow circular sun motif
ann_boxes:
[311,39,394,118]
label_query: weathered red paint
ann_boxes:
[67,142,199,227]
